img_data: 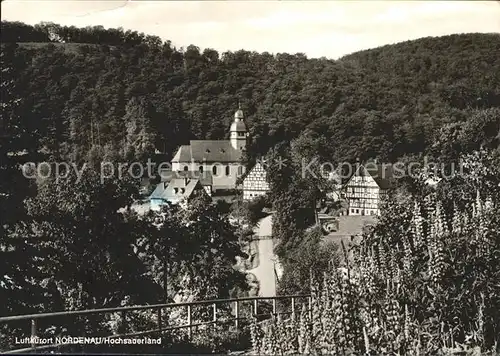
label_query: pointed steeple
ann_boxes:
[234,101,244,121]
[230,103,247,150]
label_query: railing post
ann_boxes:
[121,311,128,333]
[157,308,162,334]
[212,303,217,323]
[253,299,258,319]
[31,319,37,350]
[234,300,239,329]
[272,299,277,316]
[308,296,312,320]
[187,305,192,339]
[291,297,296,320]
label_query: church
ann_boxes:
[170,106,248,192]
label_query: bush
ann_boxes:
[251,155,500,354]
[277,226,340,296]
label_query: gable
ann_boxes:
[348,167,378,187]
[243,163,269,190]
[172,145,192,162]
[345,164,394,190]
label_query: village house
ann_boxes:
[149,177,207,210]
[242,162,270,201]
[159,169,213,196]
[170,106,248,192]
[343,164,393,216]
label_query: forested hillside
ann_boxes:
[2,21,499,164]
[1,20,500,354]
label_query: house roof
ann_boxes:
[149,178,203,202]
[345,164,394,190]
[160,169,213,187]
[323,215,377,243]
[172,140,243,163]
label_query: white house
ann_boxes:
[242,162,270,201]
[149,177,206,211]
[159,169,213,196]
[343,164,393,216]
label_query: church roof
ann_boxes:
[149,178,203,202]
[172,140,243,163]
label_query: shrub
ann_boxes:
[252,175,500,354]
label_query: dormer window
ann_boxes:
[174,188,179,194]
[180,188,185,194]
[205,149,210,153]
[220,148,225,153]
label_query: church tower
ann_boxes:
[230,104,248,150]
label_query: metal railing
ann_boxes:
[0,294,311,354]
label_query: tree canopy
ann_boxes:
[1,21,498,165]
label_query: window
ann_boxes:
[225,165,230,176]
[238,132,245,137]
[183,165,188,171]
[199,166,203,173]
[238,166,243,176]
[212,165,218,175]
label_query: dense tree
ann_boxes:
[232,194,270,228]
[123,97,156,160]
[174,193,248,301]
[1,21,498,165]
[17,168,160,312]
[277,226,340,296]
[0,43,41,319]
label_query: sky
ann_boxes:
[2,0,500,59]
